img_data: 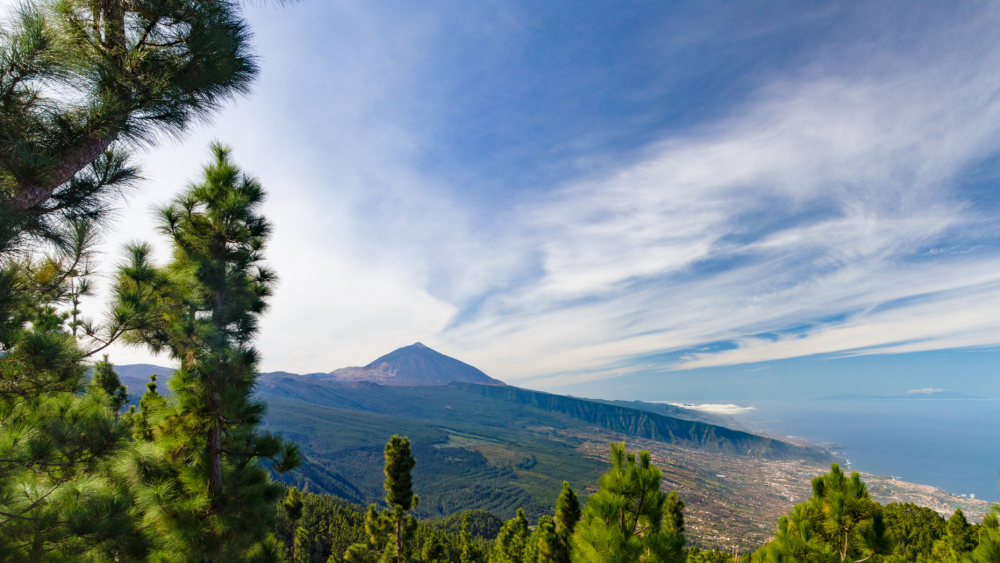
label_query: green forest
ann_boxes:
[0,0,997,561]
[277,438,1000,563]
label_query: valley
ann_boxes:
[113,344,992,552]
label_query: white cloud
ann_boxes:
[47,1,1000,385]
[661,403,756,416]
[907,388,945,395]
[442,6,1000,383]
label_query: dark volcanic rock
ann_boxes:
[322,342,505,386]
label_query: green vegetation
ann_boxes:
[259,376,826,461]
[345,435,422,563]
[116,143,300,560]
[0,1,992,561]
[454,384,803,459]
[742,465,1000,563]
[274,489,495,563]
[0,0,254,244]
[0,0,279,559]
[752,463,889,562]
[685,548,749,563]
[428,511,505,540]
[269,430,1000,563]
[263,395,605,521]
[256,374,826,522]
[276,440,689,563]
[573,443,686,563]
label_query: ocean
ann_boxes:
[730,399,1000,502]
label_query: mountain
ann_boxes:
[254,375,829,520]
[318,343,505,386]
[95,363,175,400]
[109,349,829,522]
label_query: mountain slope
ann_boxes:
[264,397,604,519]
[111,361,831,524]
[253,374,827,461]
[111,362,825,462]
[96,364,175,402]
[256,376,829,522]
[450,383,825,460]
[587,398,735,427]
[321,343,505,386]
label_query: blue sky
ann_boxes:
[58,0,1000,399]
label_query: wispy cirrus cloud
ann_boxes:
[435,6,1000,383]
[63,0,1000,389]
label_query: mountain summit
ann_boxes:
[322,343,505,386]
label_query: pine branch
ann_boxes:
[15,134,117,212]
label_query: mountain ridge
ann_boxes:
[448,382,828,461]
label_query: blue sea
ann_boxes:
[730,399,1000,502]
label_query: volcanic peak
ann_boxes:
[323,343,504,386]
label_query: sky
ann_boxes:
[41,0,1000,400]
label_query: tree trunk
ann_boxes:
[397,516,403,563]
[28,531,44,563]
[207,390,223,561]
[207,424,222,492]
[17,4,128,213]
[15,135,117,211]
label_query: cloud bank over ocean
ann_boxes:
[664,404,756,416]
[907,388,946,395]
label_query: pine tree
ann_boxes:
[754,464,890,563]
[555,481,581,536]
[929,509,977,562]
[295,527,312,563]
[968,509,1000,563]
[422,532,447,563]
[0,0,256,247]
[384,435,420,563]
[490,509,530,563]
[285,487,305,523]
[461,513,486,563]
[0,0,266,558]
[882,502,946,561]
[553,481,581,563]
[286,486,306,562]
[88,355,128,414]
[525,515,561,563]
[114,144,300,561]
[572,442,686,563]
[132,373,166,441]
[0,220,149,561]
[346,435,420,563]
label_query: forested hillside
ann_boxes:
[65,365,827,521]
[242,372,827,522]
[451,383,825,460]
[263,397,605,520]
[254,373,826,460]
[273,438,1000,563]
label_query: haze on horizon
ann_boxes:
[54,0,1000,400]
